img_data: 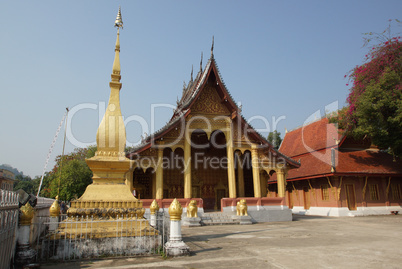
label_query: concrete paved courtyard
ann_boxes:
[42,214,402,269]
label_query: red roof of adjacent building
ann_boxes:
[276,117,402,181]
[280,117,340,158]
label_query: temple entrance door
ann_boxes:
[192,186,200,198]
[216,189,226,210]
[243,151,254,197]
[132,168,154,199]
[345,184,357,210]
[164,148,184,199]
[303,187,310,209]
[191,130,229,211]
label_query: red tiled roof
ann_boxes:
[280,117,340,157]
[337,150,402,175]
[283,149,402,180]
[276,117,402,181]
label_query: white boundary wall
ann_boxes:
[223,205,292,222]
[292,206,402,217]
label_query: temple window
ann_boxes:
[391,184,401,200]
[369,184,380,201]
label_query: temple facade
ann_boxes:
[272,117,402,216]
[126,48,300,212]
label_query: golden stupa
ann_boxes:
[57,8,156,238]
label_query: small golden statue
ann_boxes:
[236,199,248,216]
[168,198,183,221]
[49,195,60,217]
[186,200,198,218]
[150,200,159,215]
[20,202,35,225]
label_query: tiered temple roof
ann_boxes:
[126,50,300,168]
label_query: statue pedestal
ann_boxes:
[150,214,157,227]
[232,215,252,225]
[49,216,59,232]
[16,225,36,265]
[165,240,191,256]
[182,217,201,227]
[165,219,190,256]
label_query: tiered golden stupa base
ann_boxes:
[67,199,145,220]
[50,217,158,240]
[50,199,158,240]
[50,158,159,240]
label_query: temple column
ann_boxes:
[184,132,192,199]
[251,144,261,197]
[236,152,245,197]
[225,120,236,198]
[155,145,164,199]
[277,169,287,198]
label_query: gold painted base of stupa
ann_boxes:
[49,217,158,240]
[54,156,156,240]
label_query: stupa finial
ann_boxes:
[114,6,123,29]
[112,7,122,80]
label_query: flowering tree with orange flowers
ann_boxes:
[335,20,402,156]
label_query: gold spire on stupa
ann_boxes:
[95,7,126,158]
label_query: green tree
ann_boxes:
[333,22,402,156]
[13,174,41,194]
[49,159,93,201]
[267,130,282,149]
[352,69,402,154]
[38,146,97,200]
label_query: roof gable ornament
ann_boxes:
[190,65,193,82]
[211,36,214,57]
[200,52,203,72]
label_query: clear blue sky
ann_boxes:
[1,0,401,178]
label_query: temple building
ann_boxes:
[0,168,15,191]
[272,117,402,216]
[126,45,300,214]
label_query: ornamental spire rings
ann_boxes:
[114,6,123,29]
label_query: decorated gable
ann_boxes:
[191,84,230,115]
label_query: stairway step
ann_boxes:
[200,212,239,226]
